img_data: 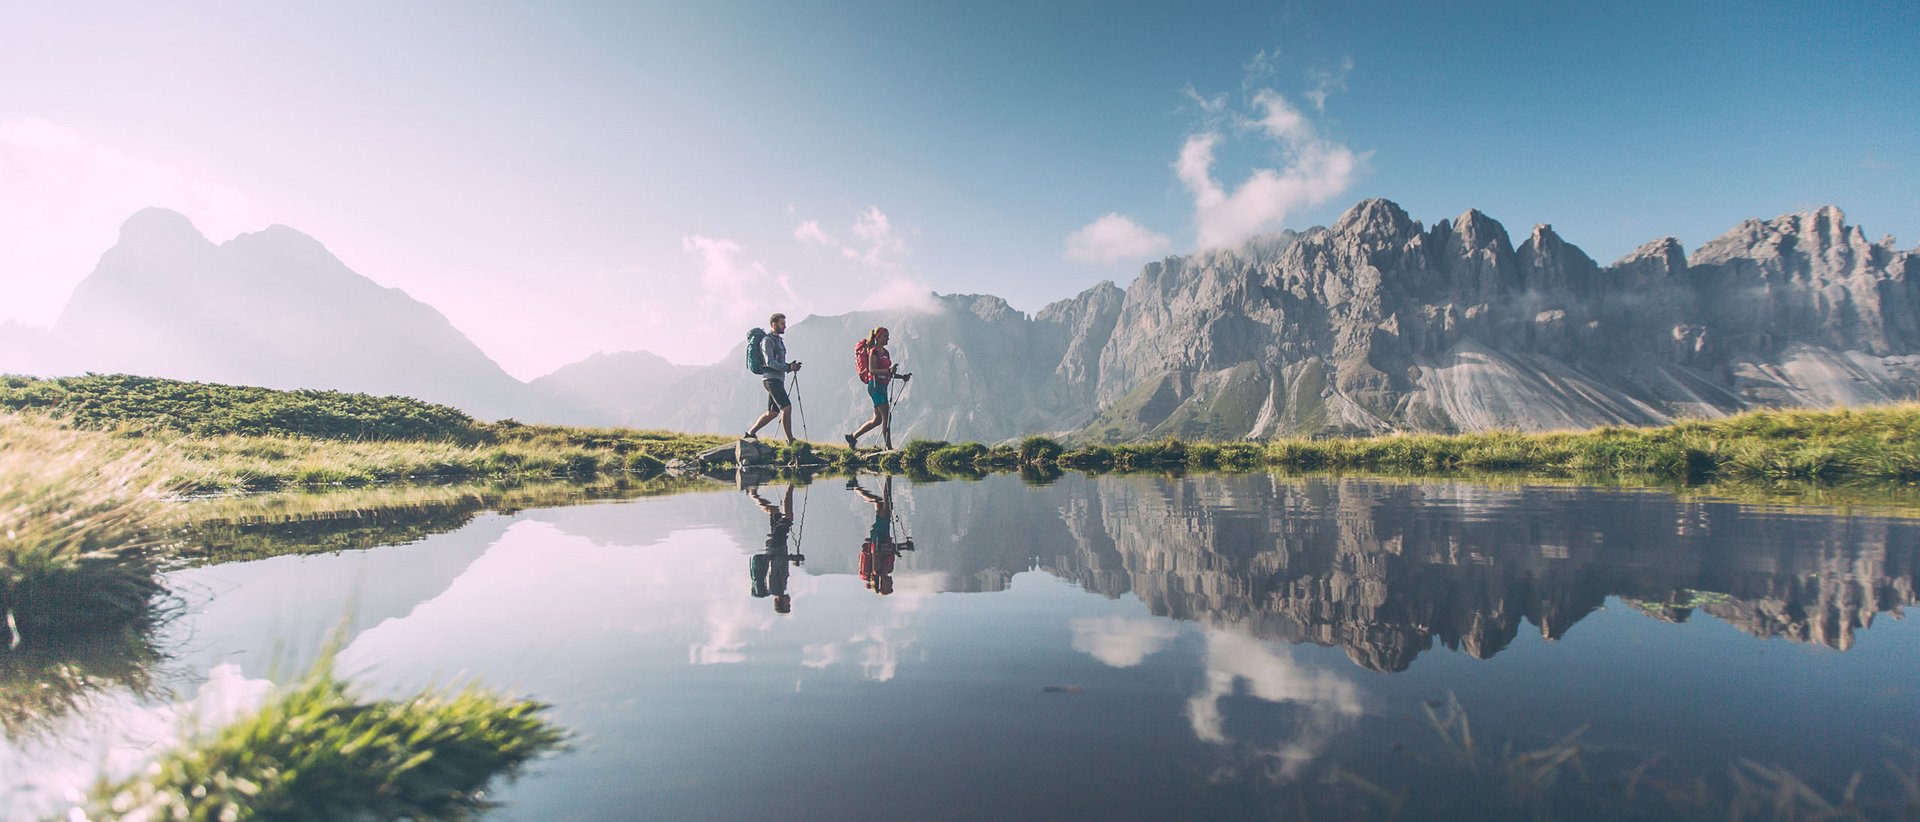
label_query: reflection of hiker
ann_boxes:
[850,475,912,595]
[844,326,910,451]
[747,483,804,614]
[745,312,803,442]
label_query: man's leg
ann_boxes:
[748,381,784,437]
[780,406,795,441]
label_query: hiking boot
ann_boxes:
[843,434,858,449]
[743,431,759,440]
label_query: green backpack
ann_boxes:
[745,328,767,375]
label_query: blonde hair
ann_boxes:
[867,326,889,346]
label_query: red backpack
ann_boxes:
[854,339,873,384]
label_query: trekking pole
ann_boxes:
[791,371,810,443]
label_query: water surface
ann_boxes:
[10,473,1920,820]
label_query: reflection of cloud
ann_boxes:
[801,642,843,669]
[1071,616,1178,667]
[2,664,273,819]
[1186,628,1362,780]
[689,596,776,665]
[808,573,940,682]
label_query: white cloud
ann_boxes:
[1177,89,1361,250]
[1064,213,1171,264]
[859,275,940,313]
[793,219,833,247]
[1242,48,1283,92]
[1304,56,1354,112]
[840,205,911,272]
[1071,616,1179,667]
[680,234,807,331]
[0,119,257,325]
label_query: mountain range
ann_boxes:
[3,199,1914,440]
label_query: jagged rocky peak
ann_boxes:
[1332,197,1418,244]
[1516,222,1600,293]
[944,292,1018,322]
[1608,236,1689,289]
[1037,280,1123,323]
[1450,208,1513,252]
[1691,203,1873,269]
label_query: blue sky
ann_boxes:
[2,0,1914,376]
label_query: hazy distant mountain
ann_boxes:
[529,350,698,428]
[33,208,573,422]
[653,292,1115,441]
[0,320,52,375]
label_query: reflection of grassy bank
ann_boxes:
[0,628,165,739]
[76,652,565,822]
[1,418,172,737]
[1,397,573,818]
[175,475,717,565]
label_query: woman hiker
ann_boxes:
[844,326,909,451]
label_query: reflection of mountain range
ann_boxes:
[865,475,1919,671]
[178,473,1919,674]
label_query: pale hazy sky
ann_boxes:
[3,1,1915,379]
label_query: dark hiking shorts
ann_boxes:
[764,377,791,411]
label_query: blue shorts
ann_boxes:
[866,380,889,407]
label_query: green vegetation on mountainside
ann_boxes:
[2,374,484,442]
[1,376,732,492]
[884,404,1920,486]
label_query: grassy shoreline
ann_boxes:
[6,375,1919,496]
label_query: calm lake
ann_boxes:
[9,472,1920,820]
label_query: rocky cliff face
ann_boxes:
[616,198,1915,442]
[1082,199,1919,439]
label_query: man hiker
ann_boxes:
[745,312,802,442]
[746,482,803,614]
[844,326,909,451]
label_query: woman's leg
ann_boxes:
[878,404,893,449]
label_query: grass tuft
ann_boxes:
[75,651,567,821]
